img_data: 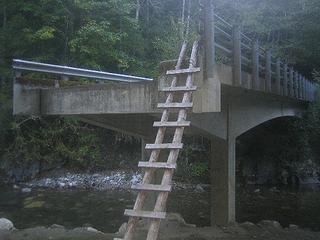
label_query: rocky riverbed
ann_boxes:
[1,215,320,240]
[15,170,208,192]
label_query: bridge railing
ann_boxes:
[212,13,317,102]
[12,59,153,84]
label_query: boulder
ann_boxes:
[289,224,299,230]
[258,220,282,229]
[117,222,127,235]
[195,184,205,192]
[21,187,32,193]
[86,227,103,234]
[0,218,14,231]
[239,221,256,229]
[253,188,261,193]
[50,224,65,229]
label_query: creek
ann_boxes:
[1,184,320,232]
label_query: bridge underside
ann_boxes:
[13,63,308,226]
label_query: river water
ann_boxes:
[1,184,320,233]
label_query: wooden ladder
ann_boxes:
[115,40,199,240]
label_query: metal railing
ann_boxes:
[212,13,317,102]
[12,59,153,83]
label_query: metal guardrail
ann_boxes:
[212,13,317,102]
[12,59,153,83]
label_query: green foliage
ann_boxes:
[69,20,127,69]
[3,117,102,172]
[191,161,209,178]
[176,141,210,183]
[0,0,189,178]
[0,0,320,182]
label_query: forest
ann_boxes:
[0,0,320,182]
[1,1,320,240]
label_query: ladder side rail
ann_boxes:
[146,40,199,240]
[123,41,188,240]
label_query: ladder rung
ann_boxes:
[153,121,190,128]
[166,68,201,75]
[124,209,166,219]
[157,102,193,109]
[138,162,177,169]
[131,184,172,192]
[161,86,197,92]
[145,143,183,150]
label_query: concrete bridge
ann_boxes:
[13,7,317,227]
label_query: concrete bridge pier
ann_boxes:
[210,135,236,225]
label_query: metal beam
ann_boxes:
[12,59,153,83]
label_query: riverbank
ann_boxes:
[1,215,320,240]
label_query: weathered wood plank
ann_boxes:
[145,143,183,150]
[138,162,176,169]
[160,86,197,92]
[157,102,193,109]
[153,121,190,128]
[131,184,172,192]
[124,210,166,219]
[166,68,200,75]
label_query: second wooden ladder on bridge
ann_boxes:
[114,40,200,240]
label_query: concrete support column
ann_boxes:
[210,135,236,226]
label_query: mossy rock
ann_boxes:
[24,200,45,209]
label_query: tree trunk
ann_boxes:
[146,0,150,25]
[2,5,6,29]
[64,19,69,65]
[181,0,186,39]
[135,0,141,22]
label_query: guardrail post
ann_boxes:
[301,75,304,100]
[265,49,272,92]
[62,75,69,81]
[303,77,306,100]
[294,72,299,98]
[289,68,294,97]
[203,0,220,112]
[309,81,312,101]
[297,74,300,99]
[304,77,307,100]
[283,64,288,96]
[298,74,302,99]
[14,71,22,83]
[307,80,310,101]
[312,82,316,101]
[299,75,303,99]
[252,39,259,90]
[232,25,242,87]
[204,0,215,77]
[302,76,304,100]
[276,58,281,95]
